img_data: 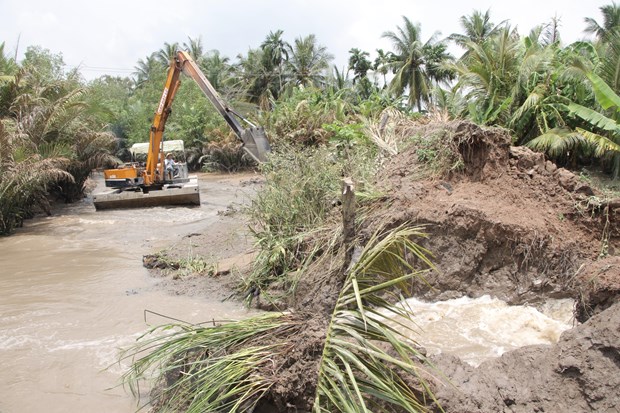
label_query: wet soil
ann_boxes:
[143,173,262,301]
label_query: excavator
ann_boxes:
[93,51,271,210]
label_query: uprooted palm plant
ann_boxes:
[121,224,440,412]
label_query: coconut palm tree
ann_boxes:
[133,53,162,86]
[382,16,449,111]
[373,48,393,88]
[348,48,371,84]
[285,34,333,88]
[200,49,232,91]
[452,27,522,124]
[157,41,179,66]
[183,36,205,61]
[236,47,274,107]
[594,31,620,94]
[449,9,507,48]
[585,1,620,42]
[261,29,289,95]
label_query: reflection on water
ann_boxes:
[394,295,576,367]
[0,175,256,413]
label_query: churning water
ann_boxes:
[394,295,575,366]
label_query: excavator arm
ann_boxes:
[142,58,183,186]
[174,51,271,164]
[142,50,270,186]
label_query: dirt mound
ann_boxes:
[140,129,620,412]
[575,255,620,322]
[362,120,618,307]
[427,301,620,412]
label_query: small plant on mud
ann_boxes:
[407,128,465,177]
[144,250,216,278]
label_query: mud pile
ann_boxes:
[362,120,618,307]
[428,301,620,412]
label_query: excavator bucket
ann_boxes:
[241,127,271,163]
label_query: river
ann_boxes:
[0,173,258,413]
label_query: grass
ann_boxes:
[120,312,303,413]
[147,248,216,278]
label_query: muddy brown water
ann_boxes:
[398,295,576,367]
[0,173,259,413]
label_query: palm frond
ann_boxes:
[510,85,544,128]
[525,128,585,157]
[120,312,301,412]
[314,224,438,412]
[567,102,620,133]
[576,127,620,156]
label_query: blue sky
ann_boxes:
[0,0,611,80]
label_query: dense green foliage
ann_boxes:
[0,46,116,234]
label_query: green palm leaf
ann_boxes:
[122,224,440,412]
[526,128,585,157]
[567,102,620,133]
[120,312,301,412]
[586,71,620,111]
[577,127,620,156]
[314,224,438,412]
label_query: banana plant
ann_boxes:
[567,71,620,176]
[527,70,620,176]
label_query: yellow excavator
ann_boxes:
[93,51,271,210]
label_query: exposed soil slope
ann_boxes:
[145,122,620,412]
[362,120,618,307]
[355,120,620,412]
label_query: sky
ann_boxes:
[0,0,612,80]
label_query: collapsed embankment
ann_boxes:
[292,119,620,411]
[145,121,620,411]
[362,121,617,307]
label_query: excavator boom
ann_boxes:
[174,51,270,163]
